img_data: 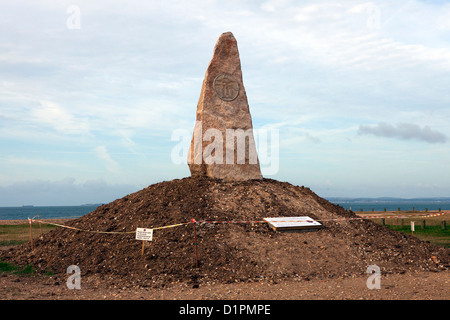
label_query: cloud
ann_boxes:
[358,122,447,143]
[5,156,71,167]
[32,100,90,135]
[94,146,120,172]
[0,177,138,206]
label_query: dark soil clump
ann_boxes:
[2,177,449,288]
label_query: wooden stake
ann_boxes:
[142,241,145,256]
[28,218,34,250]
[192,219,199,268]
[38,214,42,236]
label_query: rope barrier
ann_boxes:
[195,211,449,225]
[29,218,191,234]
[27,211,449,235]
[359,212,449,219]
[197,220,266,225]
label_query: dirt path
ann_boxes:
[1,270,448,300]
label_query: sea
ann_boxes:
[0,205,100,221]
[1,198,450,221]
[328,198,450,213]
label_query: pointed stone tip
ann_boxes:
[212,32,238,56]
[219,32,235,40]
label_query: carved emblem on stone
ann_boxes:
[213,73,240,101]
[188,32,262,181]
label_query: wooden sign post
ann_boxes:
[28,218,34,250]
[136,228,153,256]
[191,219,199,268]
[38,214,42,236]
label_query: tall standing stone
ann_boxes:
[188,32,263,181]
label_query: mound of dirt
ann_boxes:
[2,177,449,288]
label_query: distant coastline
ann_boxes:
[327,197,450,203]
[0,199,449,220]
[327,197,450,212]
[0,204,101,221]
[3,204,102,208]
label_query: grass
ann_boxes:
[360,212,449,248]
[384,225,450,248]
[0,223,57,244]
[0,240,27,246]
[0,260,36,275]
[371,218,450,248]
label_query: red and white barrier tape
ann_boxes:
[195,211,449,225]
[28,211,448,234]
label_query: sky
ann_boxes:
[1,0,450,206]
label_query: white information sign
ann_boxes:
[136,228,153,241]
[264,216,322,232]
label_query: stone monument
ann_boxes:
[188,32,263,181]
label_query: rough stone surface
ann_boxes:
[188,32,263,181]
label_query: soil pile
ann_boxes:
[2,177,449,288]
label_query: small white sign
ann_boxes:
[411,221,415,232]
[136,228,153,241]
[264,216,322,232]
